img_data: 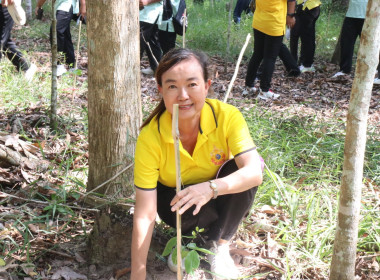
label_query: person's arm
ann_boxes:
[2,0,14,7]
[139,0,162,9]
[35,0,47,15]
[171,149,263,215]
[79,0,86,17]
[286,0,296,28]
[131,188,157,280]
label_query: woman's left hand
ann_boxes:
[170,182,213,215]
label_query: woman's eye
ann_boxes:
[189,83,197,87]
[168,85,177,89]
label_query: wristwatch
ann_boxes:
[208,180,218,199]
[287,13,296,17]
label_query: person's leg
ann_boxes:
[140,21,162,71]
[55,8,74,66]
[207,187,257,241]
[299,6,320,67]
[245,29,265,87]
[259,34,283,92]
[279,43,300,76]
[158,29,176,56]
[0,7,29,71]
[290,5,303,64]
[339,17,364,74]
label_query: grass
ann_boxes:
[1,1,379,279]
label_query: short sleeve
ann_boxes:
[134,128,161,190]
[226,107,256,156]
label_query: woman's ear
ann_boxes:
[205,79,212,95]
[158,84,163,95]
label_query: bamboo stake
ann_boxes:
[182,9,187,48]
[223,33,251,103]
[172,104,182,280]
[72,19,82,100]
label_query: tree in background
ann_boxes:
[329,0,380,279]
[86,0,141,264]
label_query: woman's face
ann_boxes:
[158,57,211,123]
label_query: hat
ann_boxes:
[7,0,26,26]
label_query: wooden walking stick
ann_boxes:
[72,18,82,100]
[223,33,251,103]
[172,104,183,280]
[182,9,187,48]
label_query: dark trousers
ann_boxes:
[51,7,75,66]
[140,21,162,71]
[233,0,251,23]
[0,7,29,71]
[290,5,320,67]
[339,17,364,74]
[157,183,257,242]
[246,29,283,91]
[158,29,176,55]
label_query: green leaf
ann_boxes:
[0,258,5,266]
[162,237,177,257]
[187,243,213,255]
[184,250,200,274]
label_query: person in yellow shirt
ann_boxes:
[244,0,296,100]
[131,48,263,280]
[290,0,321,73]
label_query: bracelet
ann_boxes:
[287,13,296,17]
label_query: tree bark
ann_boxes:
[329,1,380,279]
[87,1,141,196]
[24,0,32,21]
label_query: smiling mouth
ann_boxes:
[179,104,193,110]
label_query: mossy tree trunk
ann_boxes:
[86,0,141,265]
[329,1,380,279]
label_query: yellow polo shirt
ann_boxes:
[134,99,256,190]
[297,0,321,10]
[253,0,288,36]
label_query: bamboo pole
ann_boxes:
[223,33,251,103]
[182,9,187,48]
[172,104,182,280]
[72,19,82,100]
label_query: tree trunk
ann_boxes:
[87,1,141,196]
[24,0,32,21]
[330,30,341,65]
[329,1,380,279]
[86,0,141,265]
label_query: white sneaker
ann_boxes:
[257,89,279,100]
[24,63,37,82]
[300,65,315,73]
[332,71,346,78]
[374,77,380,85]
[141,67,154,75]
[207,241,239,280]
[56,64,67,76]
[241,86,256,97]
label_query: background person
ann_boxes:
[332,0,368,78]
[0,0,37,81]
[243,0,296,100]
[140,0,163,76]
[290,0,321,73]
[131,48,263,280]
[36,0,86,76]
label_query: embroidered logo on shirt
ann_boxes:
[210,146,226,165]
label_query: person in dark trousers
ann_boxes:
[332,0,367,78]
[243,0,296,100]
[290,0,321,73]
[36,0,86,76]
[233,0,251,24]
[0,0,36,80]
[139,0,163,75]
[158,0,179,55]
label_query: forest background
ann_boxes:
[0,0,379,279]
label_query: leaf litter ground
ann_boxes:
[1,54,379,280]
